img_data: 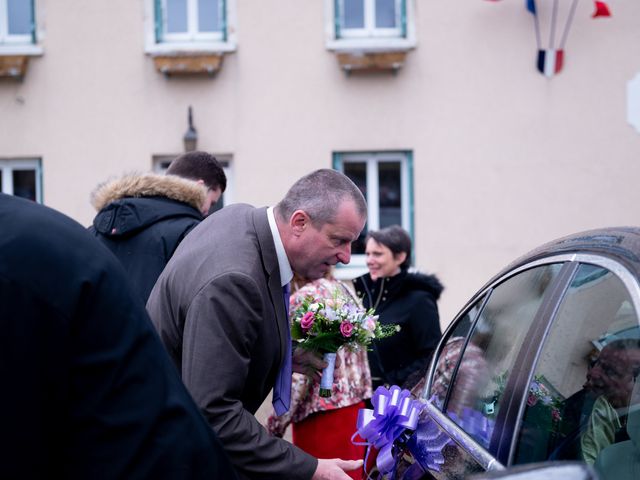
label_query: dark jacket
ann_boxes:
[353,269,444,389]
[0,193,237,479]
[90,173,205,303]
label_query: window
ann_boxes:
[325,0,415,52]
[513,262,640,474]
[337,0,405,39]
[428,296,487,405]
[0,0,35,46]
[440,264,563,449]
[158,0,224,43]
[146,0,236,53]
[152,154,233,214]
[0,158,42,202]
[334,151,412,272]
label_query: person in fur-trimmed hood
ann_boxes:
[352,225,444,390]
[90,151,226,303]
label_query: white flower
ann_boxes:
[324,306,338,321]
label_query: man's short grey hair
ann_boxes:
[275,169,367,227]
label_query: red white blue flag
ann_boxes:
[537,48,564,77]
[486,0,612,77]
[592,1,611,18]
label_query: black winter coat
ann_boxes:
[0,193,237,479]
[354,269,444,389]
[90,174,205,303]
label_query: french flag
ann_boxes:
[537,49,564,77]
[592,1,611,18]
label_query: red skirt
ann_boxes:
[292,401,366,480]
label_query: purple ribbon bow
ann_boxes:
[353,385,425,478]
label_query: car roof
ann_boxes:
[496,226,640,283]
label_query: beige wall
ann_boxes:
[1,0,639,326]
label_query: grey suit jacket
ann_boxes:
[147,204,317,480]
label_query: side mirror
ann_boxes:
[471,462,599,480]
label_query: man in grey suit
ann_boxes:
[147,169,367,480]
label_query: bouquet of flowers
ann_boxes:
[290,287,399,397]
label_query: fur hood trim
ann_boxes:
[91,173,206,212]
[404,271,445,300]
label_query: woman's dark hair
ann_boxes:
[366,225,412,269]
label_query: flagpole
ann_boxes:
[549,0,559,49]
[532,0,542,50]
[559,0,580,49]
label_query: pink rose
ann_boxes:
[363,317,376,332]
[526,393,538,407]
[300,312,315,331]
[340,321,353,338]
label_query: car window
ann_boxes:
[429,296,485,404]
[513,263,640,477]
[440,264,563,449]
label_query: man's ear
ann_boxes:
[290,210,309,236]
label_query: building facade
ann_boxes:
[1,0,639,324]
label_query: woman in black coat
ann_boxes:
[353,226,444,390]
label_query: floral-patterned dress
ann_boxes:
[267,277,372,479]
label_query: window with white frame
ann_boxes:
[336,0,406,39]
[325,0,415,53]
[0,158,42,203]
[333,151,413,272]
[0,0,35,45]
[152,153,233,215]
[153,0,228,45]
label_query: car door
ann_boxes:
[509,256,640,480]
[397,262,567,479]
[401,254,640,480]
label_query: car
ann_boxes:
[374,227,640,480]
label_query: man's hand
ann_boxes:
[312,459,364,480]
[292,349,341,381]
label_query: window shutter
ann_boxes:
[30,0,36,43]
[400,0,407,38]
[221,0,227,41]
[334,0,341,39]
[154,0,163,43]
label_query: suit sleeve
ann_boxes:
[180,272,317,480]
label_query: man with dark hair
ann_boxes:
[147,169,367,480]
[90,151,226,302]
[166,150,227,212]
[0,193,237,479]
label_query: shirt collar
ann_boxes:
[267,207,293,287]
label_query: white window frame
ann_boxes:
[0,0,43,55]
[333,151,413,278]
[337,0,403,39]
[161,0,223,44]
[144,0,237,54]
[0,158,43,203]
[324,0,416,53]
